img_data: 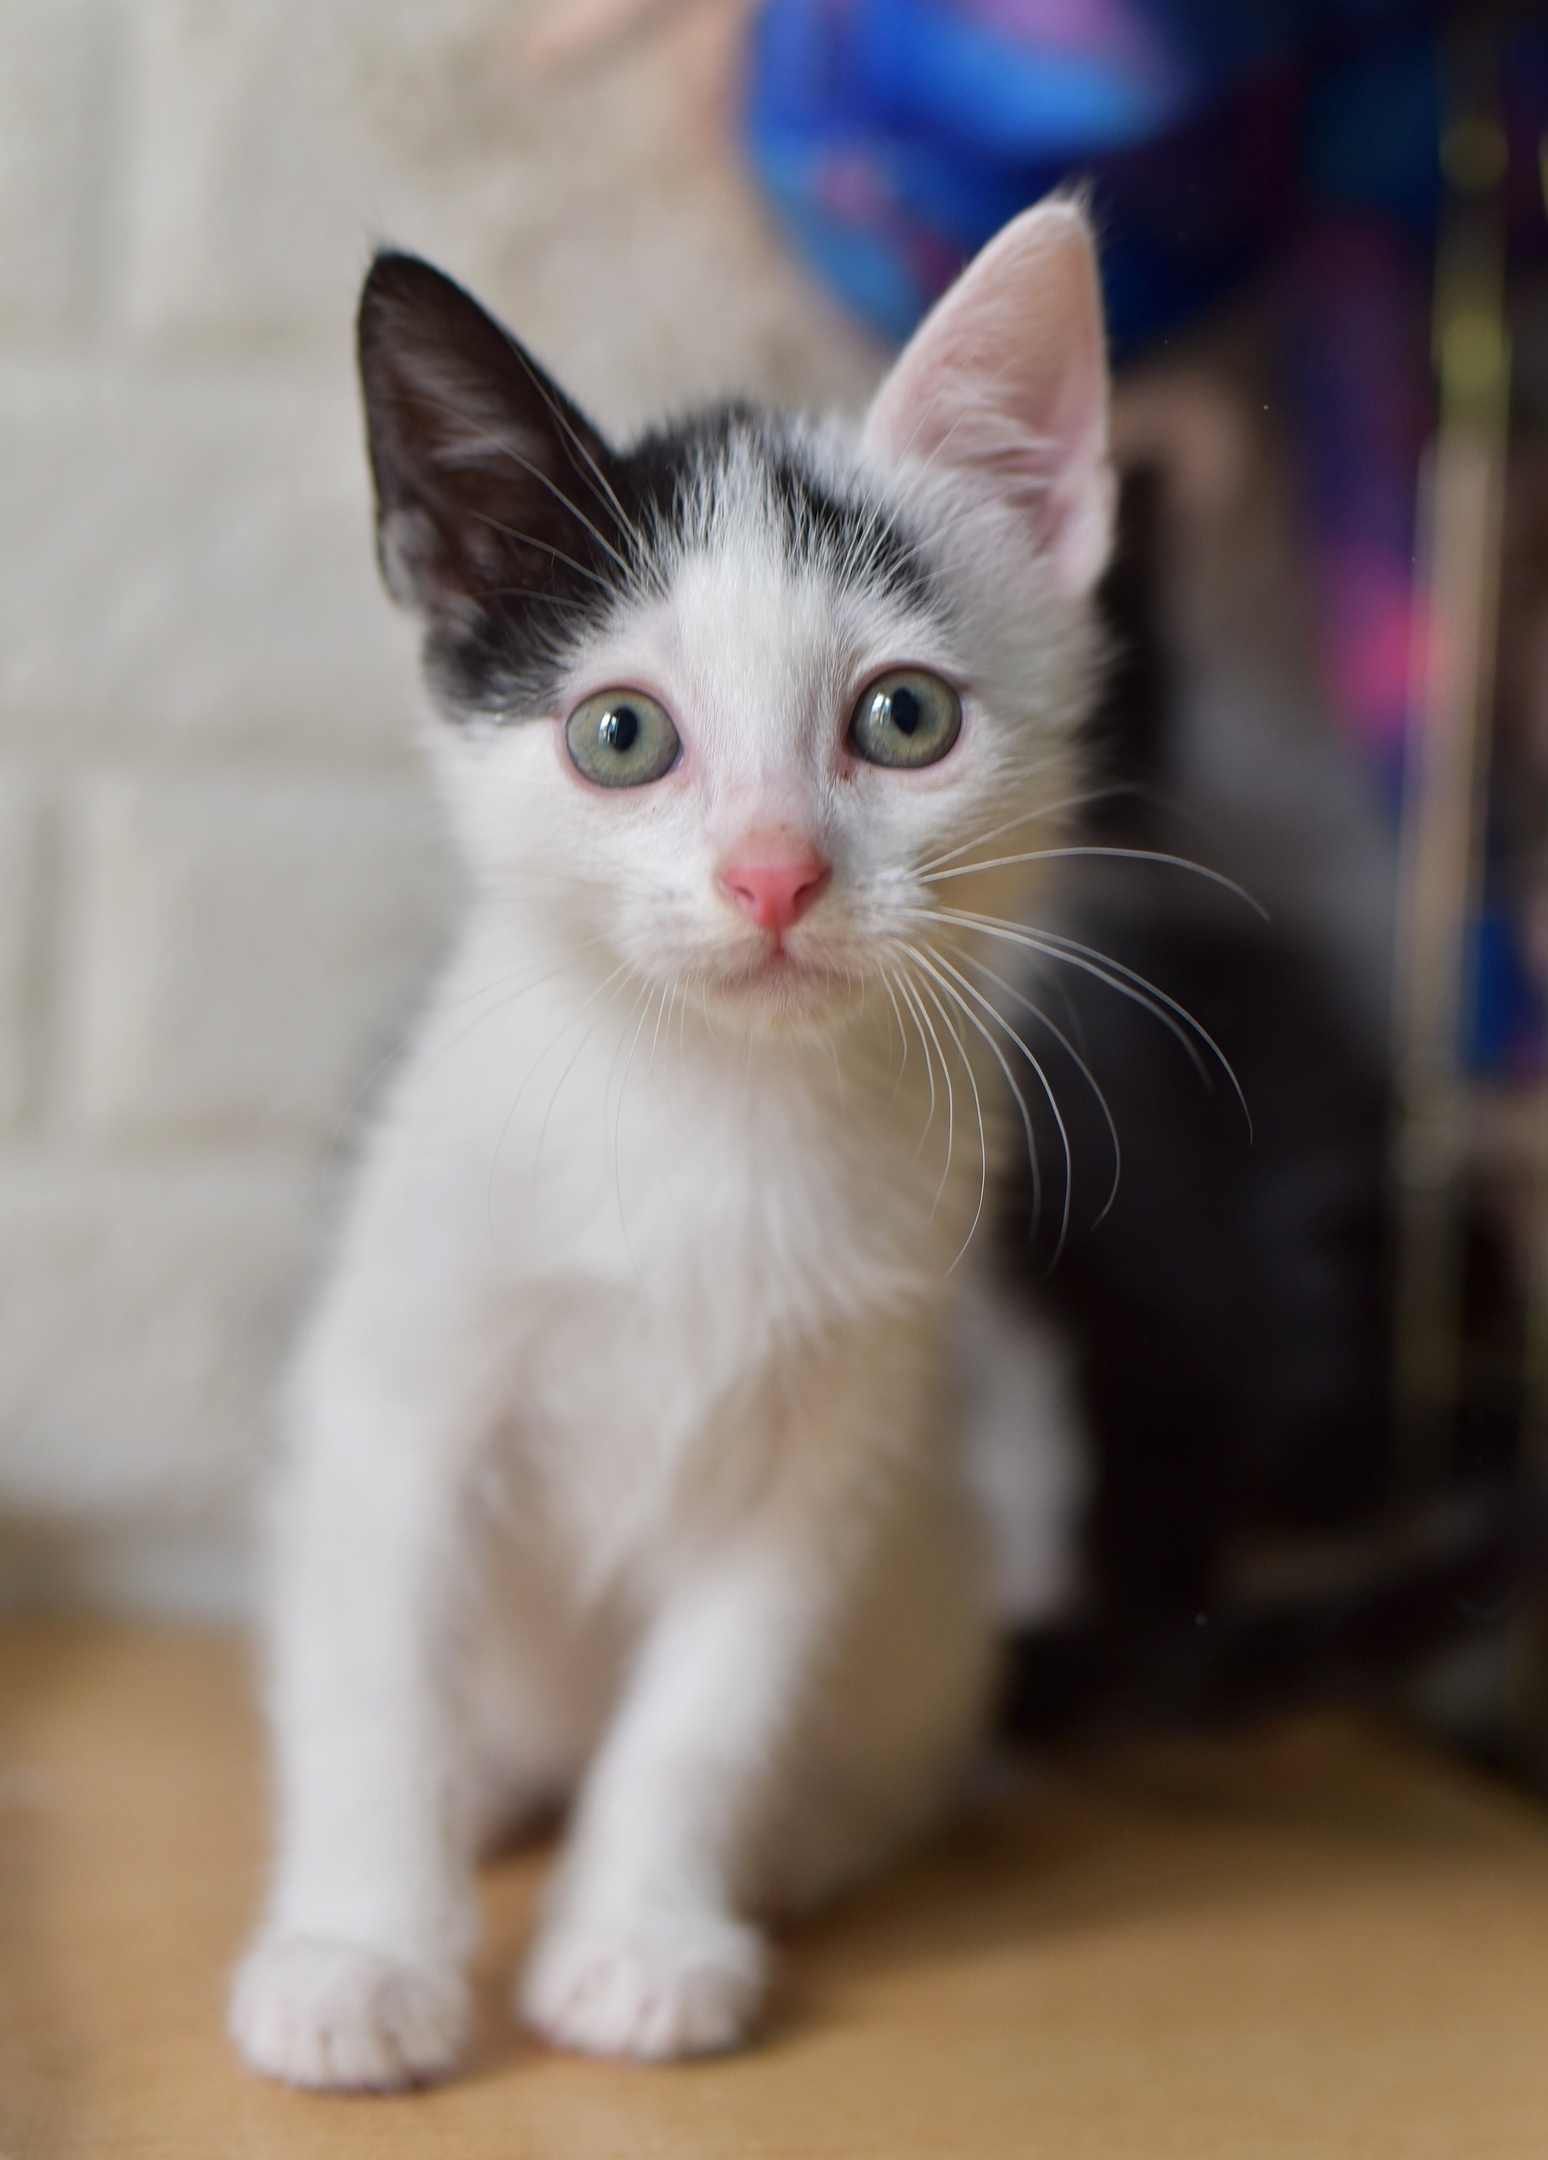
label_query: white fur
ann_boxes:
[956,1276,1089,1627]
[232,202,1112,2088]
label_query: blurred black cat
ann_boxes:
[996,470,1539,1745]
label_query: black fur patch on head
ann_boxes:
[623,402,934,620]
[357,254,935,721]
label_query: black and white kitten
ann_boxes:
[230,202,1115,2087]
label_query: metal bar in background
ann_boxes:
[1503,120,1548,1775]
[1390,15,1512,1494]
[1527,129,1548,1479]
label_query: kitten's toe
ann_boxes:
[229,1933,469,2091]
[520,1908,768,2061]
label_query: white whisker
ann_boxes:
[920,845,1266,918]
[609,978,662,1277]
[921,905,1250,1135]
[423,384,640,582]
[914,947,1033,1230]
[891,964,938,1162]
[327,936,614,1172]
[463,506,618,592]
[897,965,951,1205]
[505,343,648,562]
[878,964,911,1100]
[533,974,631,1189]
[606,974,656,1182]
[955,946,1123,1224]
[912,786,1114,878]
[912,967,988,1267]
[647,976,673,1110]
[486,957,631,1240]
[922,945,1073,1263]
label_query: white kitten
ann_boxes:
[230,199,1113,2088]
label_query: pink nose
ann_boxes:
[717,841,830,937]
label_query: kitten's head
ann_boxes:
[358,202,1113,1036]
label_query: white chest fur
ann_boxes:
[326,913,987,1582]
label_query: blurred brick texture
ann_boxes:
[0,0,884,1610]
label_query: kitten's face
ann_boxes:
[434,417,1083,1033]
[358,206,1113,1037]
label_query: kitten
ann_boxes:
[995,470,1538,1748]
[229,199,1113,2088]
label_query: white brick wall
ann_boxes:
[0,357,423,754]
[63,770,451,1141]
[120,0,369,345]
[65,777,453,1149]
[0,1153,315,1522]
[0,0,116,331]
[0,775,47,1130]
[0,0,884,1610]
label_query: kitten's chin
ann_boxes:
[700,948,853,1035]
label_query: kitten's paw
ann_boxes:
[520,1908,768,2062]
[229,1933,469,2091]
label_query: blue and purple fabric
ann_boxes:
[747,0,1548,1072]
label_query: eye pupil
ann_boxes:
[601,705,639,754]
[888,686,920,736]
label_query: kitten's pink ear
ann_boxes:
[862,201,1114,596]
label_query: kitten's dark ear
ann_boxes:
[357,251,625,628]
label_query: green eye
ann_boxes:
[565,689,680,788]
[848,670,961,769]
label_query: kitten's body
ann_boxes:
[231,206,1112,2087]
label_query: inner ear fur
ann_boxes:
[863,200,1114,595]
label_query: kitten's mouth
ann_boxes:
[730,947,811,989]
[747,943,803,976]
[714,939,844,1011]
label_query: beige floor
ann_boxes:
[5,1624,1548,2156]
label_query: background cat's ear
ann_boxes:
[357,251,626,626]
[862,201,1114,597]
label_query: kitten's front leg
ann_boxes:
[519,1534,834,2063]
[230,1363,483,2091]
